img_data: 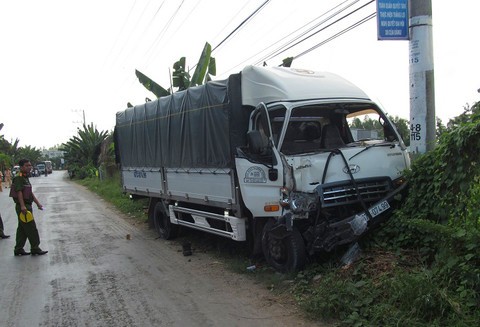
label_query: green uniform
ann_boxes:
[12,173,41,251]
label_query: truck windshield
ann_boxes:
[277,103,399,155]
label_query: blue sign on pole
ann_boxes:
[377,0,409,40]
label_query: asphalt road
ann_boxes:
[0,171,323,327]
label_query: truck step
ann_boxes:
[168,205,246,241]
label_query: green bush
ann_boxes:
[400,112,480,227]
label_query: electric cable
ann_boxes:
[256,0,375,65]
[251,0,362,67]
[292,12,376,61]
[220,0,363,76]
[211,0,256,46]
[163,0,201,47]
[102,0,138,68]
[119,0,168,70]
[212,0,270,53]
[189,0,271,73]
[115,0,156,65]
[260,0,358,55]
[143,0,186,67]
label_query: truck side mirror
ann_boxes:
[247,130,266,154]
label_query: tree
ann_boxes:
[435,102,480,138]
[348,114,410,146]
[0,122,23,166]
[389,115,410,146]
[97,133,116,179]
[61,123,109,179]
[16,145,42,165]
[446,101,480,130]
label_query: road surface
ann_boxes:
[0,171,323,327]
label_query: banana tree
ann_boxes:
[135,42,216,99]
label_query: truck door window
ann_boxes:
[245,103,279,167]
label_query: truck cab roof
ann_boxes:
[241,66,370,107]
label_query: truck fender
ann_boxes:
[266,213,293,240]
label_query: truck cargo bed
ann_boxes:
[121,167,237,206]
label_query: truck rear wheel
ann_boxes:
[261,219,306,273]
[153,201,178,240]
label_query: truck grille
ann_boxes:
[318,178,392,207]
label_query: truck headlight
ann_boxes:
[289,192,318,213]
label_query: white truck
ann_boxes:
[115,66,410,272]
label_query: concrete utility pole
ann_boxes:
[409,0,435,154]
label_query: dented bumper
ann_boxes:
[314,181,408,252]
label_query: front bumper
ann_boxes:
[313,181,408,252]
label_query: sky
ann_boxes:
[1,0,479,149]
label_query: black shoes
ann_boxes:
[14,248,48,256]
[14,249,31,256]
[1,234,10,239]
[31,249,48,255]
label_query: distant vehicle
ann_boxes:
[37,161,53,174]
[12,165,20,177]
[45,160,53,174]
[36,163,46,174]
[31,167,40,177]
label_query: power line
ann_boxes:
[189,0,271,74]
[115,0,157,65]
[211,0,256,46]
[143,0,186,67]
[252,0,361,66]
[220,0,363,76]
[256,0,375,65]
[161,0,202,52]
[119,0,168,72]
[102,0,139,68]
[292,12,376,61]
[212,0,270,53]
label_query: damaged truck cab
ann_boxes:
[115,66,410,273]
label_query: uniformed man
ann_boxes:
[11,159,48,256]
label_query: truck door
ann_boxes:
[235,103,284,218]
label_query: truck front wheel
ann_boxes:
[153,201,178,240]
[261,219,306,273]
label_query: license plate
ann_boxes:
[351,200,390,235]
[368,200,390,218]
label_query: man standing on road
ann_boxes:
[10,159,48,256]
[0,213,10,239]
[5,167,12,188]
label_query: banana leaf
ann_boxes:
[135,69,170,98]
[172,57,190,90]
[190,42,212,86]
[282,57,293,67]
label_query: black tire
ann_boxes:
[261,219,306,273]
[153,201,178,240]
